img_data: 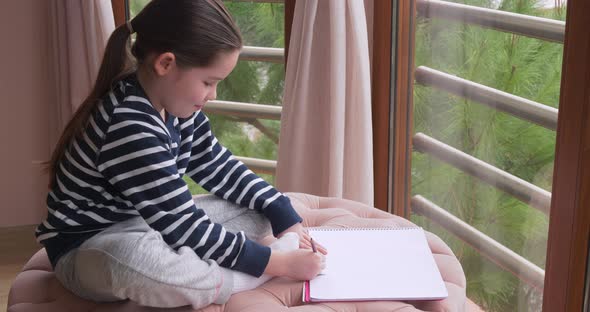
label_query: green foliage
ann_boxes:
[129,0,149,17]
[412,0,565,310]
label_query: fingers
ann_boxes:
[315,242,328,255]
[299,232,312,249]
[300,237,328,255]
[300,231,311,242]
[299,238,312,249]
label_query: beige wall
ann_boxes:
[0,1,51,227]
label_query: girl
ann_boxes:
[36,0,326,309]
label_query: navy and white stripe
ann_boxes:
[36,74,302,277]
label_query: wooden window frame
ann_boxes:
[112,0,127,27]
[372,0,415,217]
[541,0,590,309]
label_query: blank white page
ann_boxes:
[308,227,448,301]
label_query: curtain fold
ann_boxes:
[276,0,374,206]
[48,0,115,150]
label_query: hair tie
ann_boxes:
[126,21,134,34]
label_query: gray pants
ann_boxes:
[54,195,272,309]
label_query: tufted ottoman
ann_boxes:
[8,192,469,311]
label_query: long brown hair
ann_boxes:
[47,0,242,189]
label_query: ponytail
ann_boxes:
[47,23,135,189]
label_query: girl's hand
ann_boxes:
[265,249,325,280]
[277,223,328,255]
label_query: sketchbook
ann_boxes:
[303,227,448,302]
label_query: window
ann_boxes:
[380,0,590,309]
[408,1,564,309]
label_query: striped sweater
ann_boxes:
[35,74,302,277]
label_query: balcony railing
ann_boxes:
[235,156,277,175]
[416,0,565,42]
[414,66,558,131]
[229,0,284,3]
[411,195,545,289]
[239,46,284,63]
[204,100,282,120]
[412,0,562,291]
[413,133,552,215]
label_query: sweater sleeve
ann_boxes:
[186,112,302,236]
[96,108,270,276]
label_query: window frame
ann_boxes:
[540,0,590,309]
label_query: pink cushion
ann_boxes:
[8,192,468,311]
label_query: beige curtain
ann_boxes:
[48,0,115,148]
[276,0,374,206]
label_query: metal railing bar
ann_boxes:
[416,0,565,43]
[411,195,545,289]
[202,101,279,174]
[203,100,282,120]
[240,46,284,63]
[228,0,284,3]
[413,133,552,214]
[415,66,558,131]
[235,156,277,175]
[131,42,285,64]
